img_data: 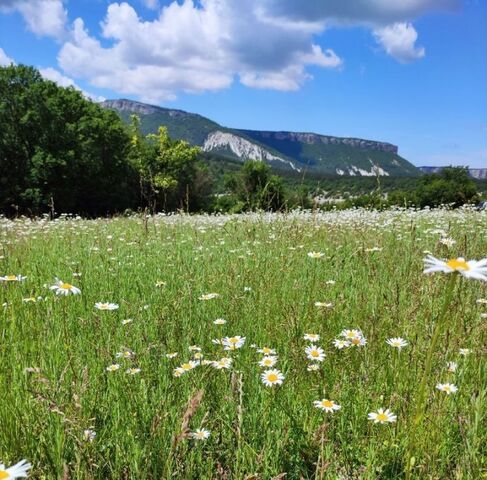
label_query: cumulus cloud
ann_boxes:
[39,67,105,102]
[373,23,425,62]
[58,1,342,102]
[0,47,15,66]
[264,0,458,25]
[0,0,67,39]
[51,0,455,102]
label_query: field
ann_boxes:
[0,208,486,479]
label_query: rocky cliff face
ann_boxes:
[239,130,398,154]
[203,131,300,171]
[101,99,191,118]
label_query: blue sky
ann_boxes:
[1,0,486,167]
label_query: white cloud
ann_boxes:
[57,1,342,102]
[50,0,454,102]
[0,47,15,66]
[39,67,105,102]
[373,22,425,62]
[0,0,67,39]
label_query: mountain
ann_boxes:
[101,99,419,177]
[419,166,487,180]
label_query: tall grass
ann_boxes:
[0,208,485,479]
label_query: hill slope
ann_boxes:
[101,99,419,177]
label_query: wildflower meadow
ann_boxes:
[0,208,486,479]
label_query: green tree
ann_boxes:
[416,166,478,208]
[225,160,287,211]
[0,64,138,216]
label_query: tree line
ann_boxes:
[0,65,480,217]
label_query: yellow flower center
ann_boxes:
[446,259,469,271]
[267,373,278,382]
[0,471,10,479]
[262,348,271,354]
[351,338,361,345]
[311,350,320,357]
[60,282,73,289]
[229,337,239,344]
[181,363,193,370]
[322,400,334,408]
[377,413,388,422]
[6,275,17,281]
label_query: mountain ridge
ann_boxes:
[101,98,419,177]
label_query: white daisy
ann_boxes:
[340,329,363,340]
[83,429,97,442]
[49,279,81,296]
[305,344,326,362]
[386,337,408,350]
[436,383,458,395]
[0,460,32,479]
[261,369,285,387]
[106,364,120,372]
[304,333,320,342]
[368,408,397,424]
[447,361,458,373]
[190,428,210,440]
[126,368,141,375]
[95,302,119,311]
[307,251,324,259]
[307,364,320,371]
[313,399,341,413]
[213,318,227,325]
[333,339,350,350]
[222,336,246,350]
[314,302,333,309]
[459,348,471,356]
[212,357,232,369]
[199,293,219,300]
[423,255,487,281]
[258,356,278,368]
[0,275,27,282]
[257,347,276,355]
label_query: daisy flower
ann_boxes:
[49,279,81,295]
[190,428,210,440]
[325,280,336,285]
[314,302,333,309]
[155,281,167,287]
[423,255,487,281]
[199,293,219,300]
[177,361,199,374]
[340,329,363,340]
[261,369,285,387]
[307,251,324,259]
[313,399,341,413]
[0,275,26,282]
[333,339,350,350]
[439,237,456,248]
[125,368,141,375]
[258,356,278,368]
[115,349,135,359]
[436,383,458,395]
[305,344,326,362]
[213,318,227,325]
[257,347,276,355]
[189,345,202,352]
[368,408,397,424]
[386,338,408,350]
[106,364,120,372]
[0,460,32,479]
[459,348,471,356]
[212,357,232,369]
[349,336,367,347]
[304,333,320,342]
[447,361,458,373]
[307,364,320,372]
[95,302,119,311]
[83,429,96,442]
[222,336,246,350]
[121,319,133,325]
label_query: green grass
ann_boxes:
[0,209,486,479]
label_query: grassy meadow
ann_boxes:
[0,208,486,479]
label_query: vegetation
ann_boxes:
[0,65,483,218]
[0,209,486,478]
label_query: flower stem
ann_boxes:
[405,274,457,479]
